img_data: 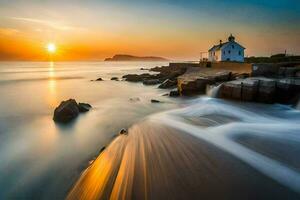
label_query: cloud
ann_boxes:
[9,17,83,31]
[0,28,19,36]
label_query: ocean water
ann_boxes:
[1,62,300,199]
[0,61,179,199]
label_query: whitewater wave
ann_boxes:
[150,97,300,193]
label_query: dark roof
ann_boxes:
[208,41,245,52]
[208,42,229,52]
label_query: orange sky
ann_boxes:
[0,1,299,61]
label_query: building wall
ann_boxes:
[221,43,244,62]
[208,50,222,62]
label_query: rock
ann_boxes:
[119,129,127,135]
[256,78,276,103]
[123,73,152,82]
[95,78,103,81]
[53,99,92,123]
[169,90,180,97]
[220,79,258,101]
[275,78,300,104]
[178,78,213,95]
[143,79,161,85]
[129,97,140,102]
[219,77,300,105]
[111,77,119,81]
[78,103,92,112]
[151,99,160,103]
[252,64,280,77]
[158,79,177,89]
[53,99,79,123]
[162,93,169,96]
[140,67,148,70]
[123,65,186,84]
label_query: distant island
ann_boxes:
[104,54,168,61]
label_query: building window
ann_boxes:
[238,51,241,55]
[232,45,234,49]
[223,51,225,55]
[213,52,215,56]
[228,50,231,54]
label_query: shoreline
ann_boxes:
[67,109,300,199]
[66,62,300,199]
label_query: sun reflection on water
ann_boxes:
[47,62,58,107]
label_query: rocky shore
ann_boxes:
[122,61,300,106]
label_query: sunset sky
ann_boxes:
[0,0,299,61]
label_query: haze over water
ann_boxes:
[0,62,300,199]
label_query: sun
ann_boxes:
[47,43,56,53]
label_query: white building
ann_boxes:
[208,34,245,62]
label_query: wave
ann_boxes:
[68,97,300,199]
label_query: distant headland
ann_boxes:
[104,54,168,61]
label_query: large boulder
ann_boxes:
[53,99,92,123]
[178,78,214,95]
[53,99,79,123]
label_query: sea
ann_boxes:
[0,62,299,199]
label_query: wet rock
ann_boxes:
[95,78,103,81]
[53,99,79,123]
[151,99,160,103]
[178,78,213,95]
[123,73,152,82]
[111,77,119,81]
[143,79,161,85]
[252,64,281,77]
[162,93,169,96]
[158,79,177,89]
[53,99,92,123]
[140,67,148,70]
[275,78,300,104]
[256,78,276,103]
[169,90,180,97]
[124,65,186,84]
[78,103,92,112]
[219,77,300,105]
[119,129,127,135]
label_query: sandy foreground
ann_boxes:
[67,120,299,200]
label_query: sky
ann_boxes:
[0,0,299,61]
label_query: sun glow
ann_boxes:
[47,43,56,53]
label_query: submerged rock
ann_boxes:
[169,90,180,97]
[53,99,92,123]
[78,103,92,112]
[119,129,128,135]
[111,77,119,81]
[95,78,103,81]
[151,99,161,103]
